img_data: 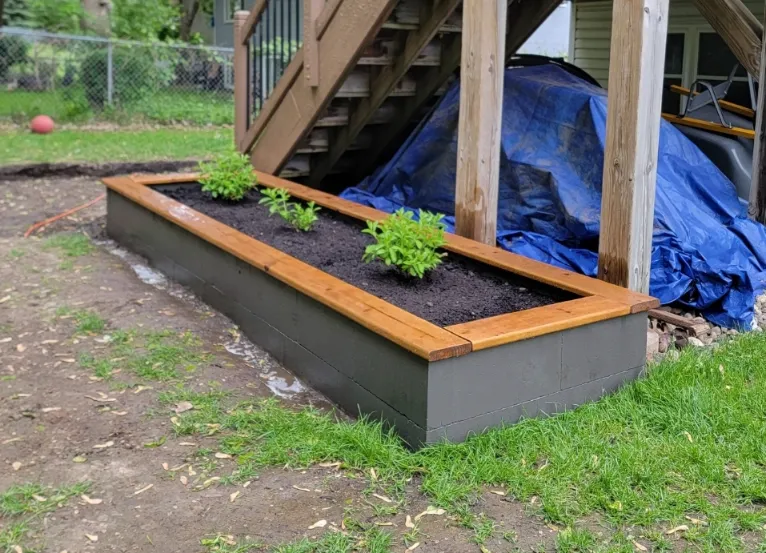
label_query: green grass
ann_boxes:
[201,525,394,553]
[0,482,89,517]
[0,128,233,165]
[166,333,766,552]
[43,233,93,259]
[73,311,106,334]
[0,522,30,553]
[0,88,234,126]
[55,307,106,335]
[126,90,234,126]
[0,482,90,553]
[80,329,206,381]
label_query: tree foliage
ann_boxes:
[28,0,84,33]
[111,0,180,42]
[2,0,32,27]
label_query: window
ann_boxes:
[662,33,685,114]
[224,0,245,23]
[696,32,753,108]
[659,28,757,114]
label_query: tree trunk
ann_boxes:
[180,0,201,42]
[80,0,112,36]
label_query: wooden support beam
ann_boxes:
[598,0,669,294]
[233,10,250,150]
[691,0,762,78]
[304,0,324,88]
[307,0,461,187]
[662,113,755,139]
[454,1,507,245]
[750,0,766,224]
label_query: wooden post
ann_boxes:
[454,0,507,246]
[691,0,762,78]
[304,0,324,87]
[750,0,766,224]
[233,10,250,151]
[597,0,669,293]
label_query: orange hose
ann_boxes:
[23,193,106,238]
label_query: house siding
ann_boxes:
[214,0,302,47]
[572,0,764,87]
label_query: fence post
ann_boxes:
[234,11,250,152]
[106,40,114,106]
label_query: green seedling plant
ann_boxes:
[362,208,447,278]
[259,187,321,232]
[198,150,257,201]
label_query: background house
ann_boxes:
[570,0,761,112]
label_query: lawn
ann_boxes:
[0,88,234,126]
[0,127,233,164]
[155,333,766,552]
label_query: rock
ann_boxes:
[665,323,677,333]
[683,313,694,320]
[658,333,671,353]
[711,326,722,338]
[691,316,706,325]
[688,337,705,347]
[675,336,688,349]
[646,331,660,357]
[699,333,714,345]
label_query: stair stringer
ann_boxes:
[246,0,400,175]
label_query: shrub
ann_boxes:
[362,209,447,278]
[198,151,257,201]
[259,188,320,232]
[0,35,29,81]
[80,46,160,107]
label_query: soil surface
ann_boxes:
[160,184,573,326]
[0,175,566,553]
[0,161,199,181]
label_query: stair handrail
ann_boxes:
[234,0,304,149]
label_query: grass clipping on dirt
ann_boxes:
[0,482,90,552]
[163,333,766,552]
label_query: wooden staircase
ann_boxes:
[234,0,561,188]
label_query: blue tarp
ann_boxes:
[341,65,766,328]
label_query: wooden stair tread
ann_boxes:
[246,0,464,185]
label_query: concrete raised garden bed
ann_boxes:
[103,172,658,446]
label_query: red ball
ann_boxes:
[30,115,55,134]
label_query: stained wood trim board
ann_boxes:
[105,173,658,354]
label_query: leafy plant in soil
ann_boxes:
[198,151,257,202]
[259,188,321,232]
[362,209,447,278]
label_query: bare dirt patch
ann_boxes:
[1,176,564,552]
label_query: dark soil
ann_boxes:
[159,184,575,326]
[0,160,199,180]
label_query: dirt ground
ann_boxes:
[0,175,562,552]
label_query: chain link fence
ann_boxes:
[0,27,235,127]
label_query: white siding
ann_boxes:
[572,0,765,87]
